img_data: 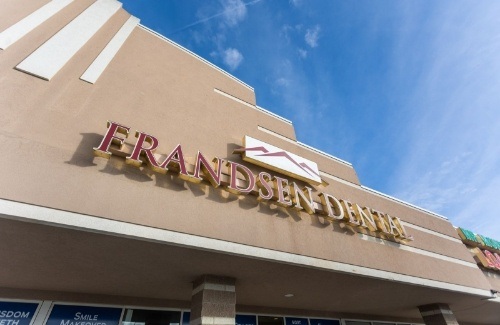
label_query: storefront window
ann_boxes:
[0,301,40,325]
[345,321,371,325]
[309,319,340,325]
[285,317,307,325]
[46,304,122,325]
[236,315,257,325]
[122,309,181,325]
[258,316,284,325]
[181,312,190,325]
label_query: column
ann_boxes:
[418,303,459,325]
[191,275,236,325]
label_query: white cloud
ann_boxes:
[281,24,305,46]
[184,0,260,33]
[275,77,290,87]
[298,48,307,58]
[223,48,244,70]
[280,24,293,43]
[289,0,302,7]
[394,152,476,212]
[220,0,247,27]
[305,25,320,48]
[453,176,500,237]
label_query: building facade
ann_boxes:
[0,1,499,325]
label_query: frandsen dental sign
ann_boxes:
[94,121,413,243]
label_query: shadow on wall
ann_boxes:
[65,133,303,222]
[65,133,101,167]
[66,132,155,183]
[226,143,241,161]
[65,133,358,236]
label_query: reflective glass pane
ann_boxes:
[345,321,371,325]
[0,301,39,325]
[309,319,340,325]
[47,305,122,325]
[122,309,181,325]
[258,316,284,325]
[181,312,190,325]
[285,317,307,325]
[236,315,257,325]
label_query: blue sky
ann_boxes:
[120,0,500,239]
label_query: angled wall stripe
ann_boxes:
[256,105,293,124]
[320,171,357,187]
[81,15,140,84]
[257,125,352,166]
[401,221,462,243]
[357,233,477,268]
[0,0,74,50]
[16,0,122,81]
[214,88,293,125]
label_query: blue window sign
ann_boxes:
[0,301,39,325]
[309,319,340,325]
[46,305,122,325]
[236,315,256,325]
[285,317,308,325]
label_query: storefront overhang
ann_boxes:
[1,202,498,325]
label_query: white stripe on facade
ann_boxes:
[0,0,74,50]
[214,88,256,108]
[256,106,293,124]
[256,126,352,166]
[357,234,477,268]
[401,221,461,243]
[80,15,140,84]
[213,88,292,124]
[320,170,359,187]
[297,141,352,166]
[139,24,253,91]
[257,125,296,144]
[16,0,122,80]
[0,198,492,299]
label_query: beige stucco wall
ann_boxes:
[0,0,492,294]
